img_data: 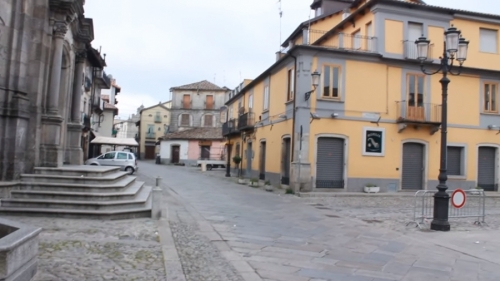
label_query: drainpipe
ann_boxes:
[289,54,298,162]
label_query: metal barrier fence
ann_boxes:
[407,189,486,229]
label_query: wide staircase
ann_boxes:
[0,165,152,219]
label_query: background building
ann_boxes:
[223,0,500,193]
[137,101,172,159]
[169,80,227,132]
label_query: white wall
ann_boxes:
[160,140,189,160]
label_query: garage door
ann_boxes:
[316,137,344,188]
[478,147,496,191]
[402,143,424,190]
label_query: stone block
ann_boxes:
[0,218,42,281]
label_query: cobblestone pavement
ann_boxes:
[4,216,165,281]
[141,161,500,281]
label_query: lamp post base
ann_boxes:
[430,190,451,231]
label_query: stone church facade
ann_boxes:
[0,0,102,180]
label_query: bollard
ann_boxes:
[152,176,162,220]
[201,163,207,172]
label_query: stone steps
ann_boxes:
[1,186,151,210]
[18,175,136,193]
[20,171,128,185]
[11,180,145,201]
[1,165,152,220]
[34,165,120,177]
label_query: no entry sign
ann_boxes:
[451,189,466,209]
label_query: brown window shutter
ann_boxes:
[183,95,191,109]
[204,115,213,127]
[181,114,190,126]
[206,95,214,109]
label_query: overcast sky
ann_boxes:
[84,0,492,119]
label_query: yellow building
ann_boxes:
[223,0,500,193]
[137,101,172,159]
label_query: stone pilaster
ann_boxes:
[40,21,68,167]
[65,49,86,165]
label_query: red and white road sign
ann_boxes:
[451,189,467,209]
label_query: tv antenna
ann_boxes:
[278,0,283,51]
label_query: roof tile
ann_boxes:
[170,80,226,91]
[162,127,223,140]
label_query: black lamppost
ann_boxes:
[415,26,469,231]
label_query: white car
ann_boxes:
[85,151,138,175]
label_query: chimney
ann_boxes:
[342,8,351,20]
[275,51,286,61]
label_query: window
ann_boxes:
[484,82,498,113]
[238,99,242,113]
[287,68,294,101]
[206,95,214,109]
[352,29,361,50]
[229,106,233,119]
[249,93,253,110]
[183,94,191,109]
[204,114,213,127]
[407,74,425,107]
[128,154,134,160]
[104,152,116,159]
[181,114,190,126]
[117,152,128,160]
[366,22,373,51]
[315,7,322,17]
[480,28,498,53]
[447,146,464,176]
[264,85,270,111]
[235,143,241,157]
[322,65,341,98]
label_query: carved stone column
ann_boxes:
[47,22,67,114]
[65,50,86,165]
[39,21,68,167]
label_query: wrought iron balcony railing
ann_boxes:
[237,112,255,130]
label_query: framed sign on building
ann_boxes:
[362,127,385,156]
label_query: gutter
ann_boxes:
[289,54,298,162]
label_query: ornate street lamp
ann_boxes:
[415,25,469,231]
[304,71,321,101]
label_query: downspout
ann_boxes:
[289,54,298,162]
[386,65,389,114]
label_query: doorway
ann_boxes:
[316,137,344,188]
[200,146,211,160]
[259,141,266,180]
[145,145,156,159]
[281,138,291,185]
[401,142,424,190]
[171,145,180,164]
[477,146,497,191]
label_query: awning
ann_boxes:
[91,137,139,147]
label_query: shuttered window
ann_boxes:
[181,114,190,126]
[480,28,498,53]
[206,95,214,109]
[447,146,463,176]
[204,115,213,127]
[183,95,191,109]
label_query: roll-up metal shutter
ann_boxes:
[316,137,344,188]
[402,143,424,190]
[478,147,496,191]
[447,146,462,176]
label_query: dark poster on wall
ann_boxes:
[365,130,383,154]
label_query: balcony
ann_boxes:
[82,113,91,129]
[84,76,92,91]
[403,40,434,61]
[92,97,104,114]
[94,69,111,89]
[238,112,255,131]
[396,101,442,134]
[222,119,239,136]
[297,29,378,53]
[145,132,156,139]
[154,115,162,123]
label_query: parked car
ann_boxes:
[85,151,138,174]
